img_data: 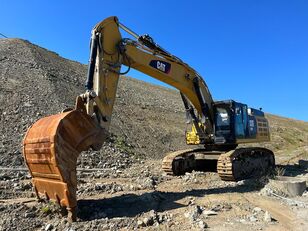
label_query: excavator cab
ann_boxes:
[185,99,270,147]
[214,100,270,145]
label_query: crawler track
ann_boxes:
[162,147,275,181]
[162,149,222,175]
[217,147,275,181]
[162,149,197,175]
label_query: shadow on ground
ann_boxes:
[77,182,259,221]
[77,161,308,221]
[276,160,308,177]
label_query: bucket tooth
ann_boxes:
[23,110,106,221]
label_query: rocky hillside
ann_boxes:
[0,38,307,168]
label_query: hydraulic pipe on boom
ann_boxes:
[85,32,99,91]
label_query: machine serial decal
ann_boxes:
[149,60,171,74]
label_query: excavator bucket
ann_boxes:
[23,109,106,221]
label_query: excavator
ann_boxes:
[22,16,275,221]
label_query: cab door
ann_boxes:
[234,103,248,139]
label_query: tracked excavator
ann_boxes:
[23,16,275,221]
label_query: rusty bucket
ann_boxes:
[23,110,105,221]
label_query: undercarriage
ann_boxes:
[162,147,275,181]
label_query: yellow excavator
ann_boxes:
[22,16,275,221]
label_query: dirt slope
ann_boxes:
[0,38,307,167]
[0,38,188,168]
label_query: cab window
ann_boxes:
[216,108,230,127]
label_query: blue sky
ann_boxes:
[1,0,307,121]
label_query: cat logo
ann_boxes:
[149,60,171,74]
[157,61,166,72]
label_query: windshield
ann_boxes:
[216,108,230,127]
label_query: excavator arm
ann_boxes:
[23,16,215,221]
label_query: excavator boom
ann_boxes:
[85,17,215,139]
